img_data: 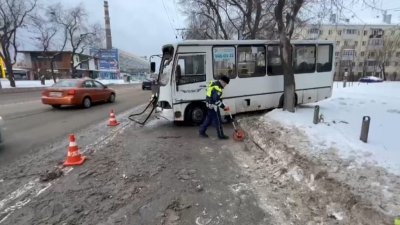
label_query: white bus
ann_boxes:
[151,40,335,124]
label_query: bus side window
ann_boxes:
[267,45,283,76]
[317,45,333,72]
[213,46,236,79]
[237,46,266,78]
[294,44,316,74]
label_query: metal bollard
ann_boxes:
[360,116,371,143]
[313,105,320,124]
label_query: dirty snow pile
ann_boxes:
[267,82,400,175]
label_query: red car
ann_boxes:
[41,79,116,108]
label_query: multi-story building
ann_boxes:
[298,24,400,81]
[15,51,99,80]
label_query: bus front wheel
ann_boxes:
[185,103,207,125]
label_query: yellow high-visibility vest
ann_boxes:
[206,81,222,98]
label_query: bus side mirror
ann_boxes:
[150,62,156,73]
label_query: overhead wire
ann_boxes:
[161,0,179,39]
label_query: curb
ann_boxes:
[0,87,46,94]
[0,83,140,94]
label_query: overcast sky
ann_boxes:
[36,0,185,58]
[32,0,400,58]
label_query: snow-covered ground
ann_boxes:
[267,82,400,175]
[0,79,55,88]
[0,78,140,88]
[95,79,141,85]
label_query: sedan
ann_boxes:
[41,79,116,108]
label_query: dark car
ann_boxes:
[142,79,154,90]
[359,76,384,83]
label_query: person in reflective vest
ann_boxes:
[199,75,231,139]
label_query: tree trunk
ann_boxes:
[51,57,57,83]
[280,36,296,112]
[5,59,16,87]
[381,63,386,81]
[70,55,75,78]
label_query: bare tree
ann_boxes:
[225,0,276,39]
[180,0,385,112]
[49,3,102,77]
[274,0,389,112]
[30,12,68,83]
[0,0,37,88]
[375,28,400,81]
[274,0,304,112]
[179,0,276,40]
[183,12,213,39]
[179,0,234,39]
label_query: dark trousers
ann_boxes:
[199,108,224,137]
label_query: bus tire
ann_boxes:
[185,102,207,125]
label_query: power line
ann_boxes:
[161,0,179,39]
[172,0,182,26]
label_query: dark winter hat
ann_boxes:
[220,75,230,84]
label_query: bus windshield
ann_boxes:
[158,45,174,86]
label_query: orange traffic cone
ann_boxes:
[64,134,86,166]
[108,109,120,126]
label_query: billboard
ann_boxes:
[91,48,119,71]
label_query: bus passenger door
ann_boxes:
[173,53,207,103]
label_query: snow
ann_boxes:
[362,76,383,81]
[0,78,140,88]
[266,82,400,175]
[95,79,141,85]
[0,79,54,88]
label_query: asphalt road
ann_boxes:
[0,85,151,167]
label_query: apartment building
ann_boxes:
[298,24,400,81]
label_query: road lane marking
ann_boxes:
[0,180,36,210]
[0,104,145,224]
[0,100,41,107]
[0,127,126,224]
[0,167,74,224]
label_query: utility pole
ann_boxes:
[176,28,188,39]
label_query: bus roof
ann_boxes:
[166,39,334,47]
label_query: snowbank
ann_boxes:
[95,79,141,85]
[0,79,54,88]
[267,82,400,175]
[0,78,140,88]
